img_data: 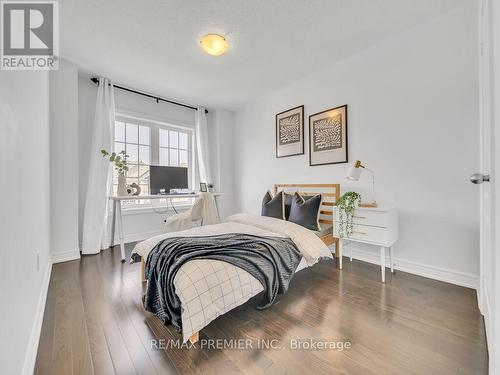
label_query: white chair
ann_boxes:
[163,196,205,233]
[190,197,204,227]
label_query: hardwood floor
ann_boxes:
[35,244,488,375]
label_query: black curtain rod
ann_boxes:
[90,77,208,114]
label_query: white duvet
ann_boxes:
[133,213,332,342]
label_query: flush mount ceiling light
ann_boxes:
[199,34,228,56]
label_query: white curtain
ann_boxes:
[195,106,212,184]
[82,78,115,254]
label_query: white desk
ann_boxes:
[109,193,221,262]
[334,205,398,282]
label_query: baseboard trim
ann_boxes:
[21,257,52,375]
[481,284,492,354]
[52,248,80,264]
[347,246,478,289]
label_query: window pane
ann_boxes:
[126,143,138,162]
[169,149,179,166]
[159,148,168,166]
[179,150,188,167]
[138,165,149,185]
[114,142,126,154]
[139,126,150,145]
[127,163,139,178]
[179,132,188,150]
[139,184,149,195]
[139,145,150,165]
[126,123,138,143]
[115,121,125,142]
[169,131,178,148]
[159,129,168,147]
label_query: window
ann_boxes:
[113,121,151,196]
[159,129,189,167]
[113,116,193,207]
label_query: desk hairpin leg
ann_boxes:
[110,199,117,248]
[116,201,126,263]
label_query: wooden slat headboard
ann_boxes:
[273,183,340,226]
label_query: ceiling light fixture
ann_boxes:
[199,34,228,56]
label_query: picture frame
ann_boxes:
[309,104,348,166]
[199,182,208,192]
[276,105,304,158]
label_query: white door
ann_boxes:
[477,0,499,373]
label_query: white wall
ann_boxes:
[0,71,52,374]
[78,74,234,245]
[49,59,80,263]
[233,2,479,286]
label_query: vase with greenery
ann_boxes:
[336,191,361,238]
[101,149,129,196]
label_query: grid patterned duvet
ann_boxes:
[133,213,332,342]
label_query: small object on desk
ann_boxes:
[127,183,141,196]
[169,188,195,194]
[200,182,208,192]
[334,205,398,282]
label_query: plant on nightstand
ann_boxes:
[336,191,361,238]
[101,149,129,196]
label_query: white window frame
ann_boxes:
[114,113,196,211]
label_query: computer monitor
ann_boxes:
[149,165,188,194]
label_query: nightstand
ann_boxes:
[333,205,399,282]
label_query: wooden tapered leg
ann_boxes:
[188,332,199,344]
[141,258,146,283]
[334,237,340,258]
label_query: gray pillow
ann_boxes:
[261,191,284,219]
[284,193,293,220]
[288,192,321,231]
[284,192,316,219]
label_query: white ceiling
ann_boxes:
[61,0,460,110]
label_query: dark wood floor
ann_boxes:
[34,244,488,375]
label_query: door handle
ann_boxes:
[470,173,490,184]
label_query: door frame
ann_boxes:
[479,0,500,373]
[492,0,500,372]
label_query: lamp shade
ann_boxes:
[346,165,362,181]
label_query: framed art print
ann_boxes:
[276,105,304,158]
[309,104,348,166]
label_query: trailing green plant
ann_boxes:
[101,149,129,175]
[336,191,361,238]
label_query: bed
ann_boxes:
[132,184,341,344]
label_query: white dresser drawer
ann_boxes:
[347,224,389,244]
[334,222,397,246]
[351,210,387,227]
[335,208,389,227]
